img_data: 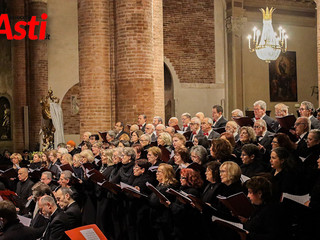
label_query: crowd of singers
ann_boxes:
[0,100,320,240]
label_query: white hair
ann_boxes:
[254,100,267,111]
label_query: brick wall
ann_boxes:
[78,0,114,135]
[115,0,164,125]
[28,1,48,150]
[10,0,27,152]
[61,83,80,135]
[163,0,215,84]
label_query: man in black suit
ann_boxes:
[225,121,240,142]
[38,195,69,240]
[54,187,81,229]
[299,101,320,129]
[212,105,228,128]
[114,121,129,140]
[294,117,311,158]
[153,116,163,126]
[201,117,220,140]
[0,200,37,240]
[253,100,279,132]
[137,114,147,132]
[145,124,157,142]
[253,119,273,163]
[181,112,191,132]
[189,117,203,141]
[41,171,58,192]
[16,168,34,206]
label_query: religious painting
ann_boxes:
[0,97,11,141]
[71,95,79,115]
[269,51,297,102]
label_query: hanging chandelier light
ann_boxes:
[247,7,288,63]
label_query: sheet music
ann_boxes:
[282,193,310,205]
[240,174,250,183]
[18,215,32,226]
[148,166,159,172]
[212,215,244,230]
[120,182,140,192]
[80,228,100,240]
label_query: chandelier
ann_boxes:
[247,7,288,63]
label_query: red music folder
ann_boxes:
[65,224,108,240]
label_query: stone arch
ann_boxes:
[164,56,180,119]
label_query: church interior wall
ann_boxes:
[47,0,79,143]
[242,16,318,117]
[0,37,13,151]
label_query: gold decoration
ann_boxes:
[40,89,59,151]
[260,7,275,21]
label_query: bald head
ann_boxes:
[18,168,28,182]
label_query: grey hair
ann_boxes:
[61,170,72,180]
[153,116,163,123]
[254,100,267,111]
[42,171,52,180]
[231,109,244,117]
[107,130,116,138]
[140,134,151,143]
[123,147,136,161]
[301,101,314,112]
[40,195,56,206]
[59,187,75,199]
[146,124,155,131]
[190,145,207,164]
[310,129,320,141]
[191,117,201,125]
[181,113,192,119]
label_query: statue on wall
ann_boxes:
[40,89,60,151]
[0,97,11,141]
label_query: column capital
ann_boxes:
[226,16,247,35]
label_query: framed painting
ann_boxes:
[269,51,297,102]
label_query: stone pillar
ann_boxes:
[115,0,164,124]
[28,0,48,150]
[225,0,245,112]
[316,0,320,107]
[78,0,113,135]
[10,0,27,151]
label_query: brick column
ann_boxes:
[78,0,113,135]
[28,0,48,150]
[10,0,27,152]
[115,0,164,124]
[316,0,320,107]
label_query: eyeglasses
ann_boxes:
[180,177,187,179]
[272,140,279,144]
[253,126,262,129]
[299,108,307,111]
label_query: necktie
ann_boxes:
[204,133,209,136]
[193,131,197,135]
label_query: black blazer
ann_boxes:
[1,220,37,240]
[213,116,228,128]
[310,115,320,129]
[65,202,81,229]
[43,208,70,240]
[208,130,220,140]
[262,115,279,133]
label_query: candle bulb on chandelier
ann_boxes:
[247,35,252,49]
[256,30,261,43]
[253,27,257,42]
[285,35,288,49]
[278,27,282,41]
